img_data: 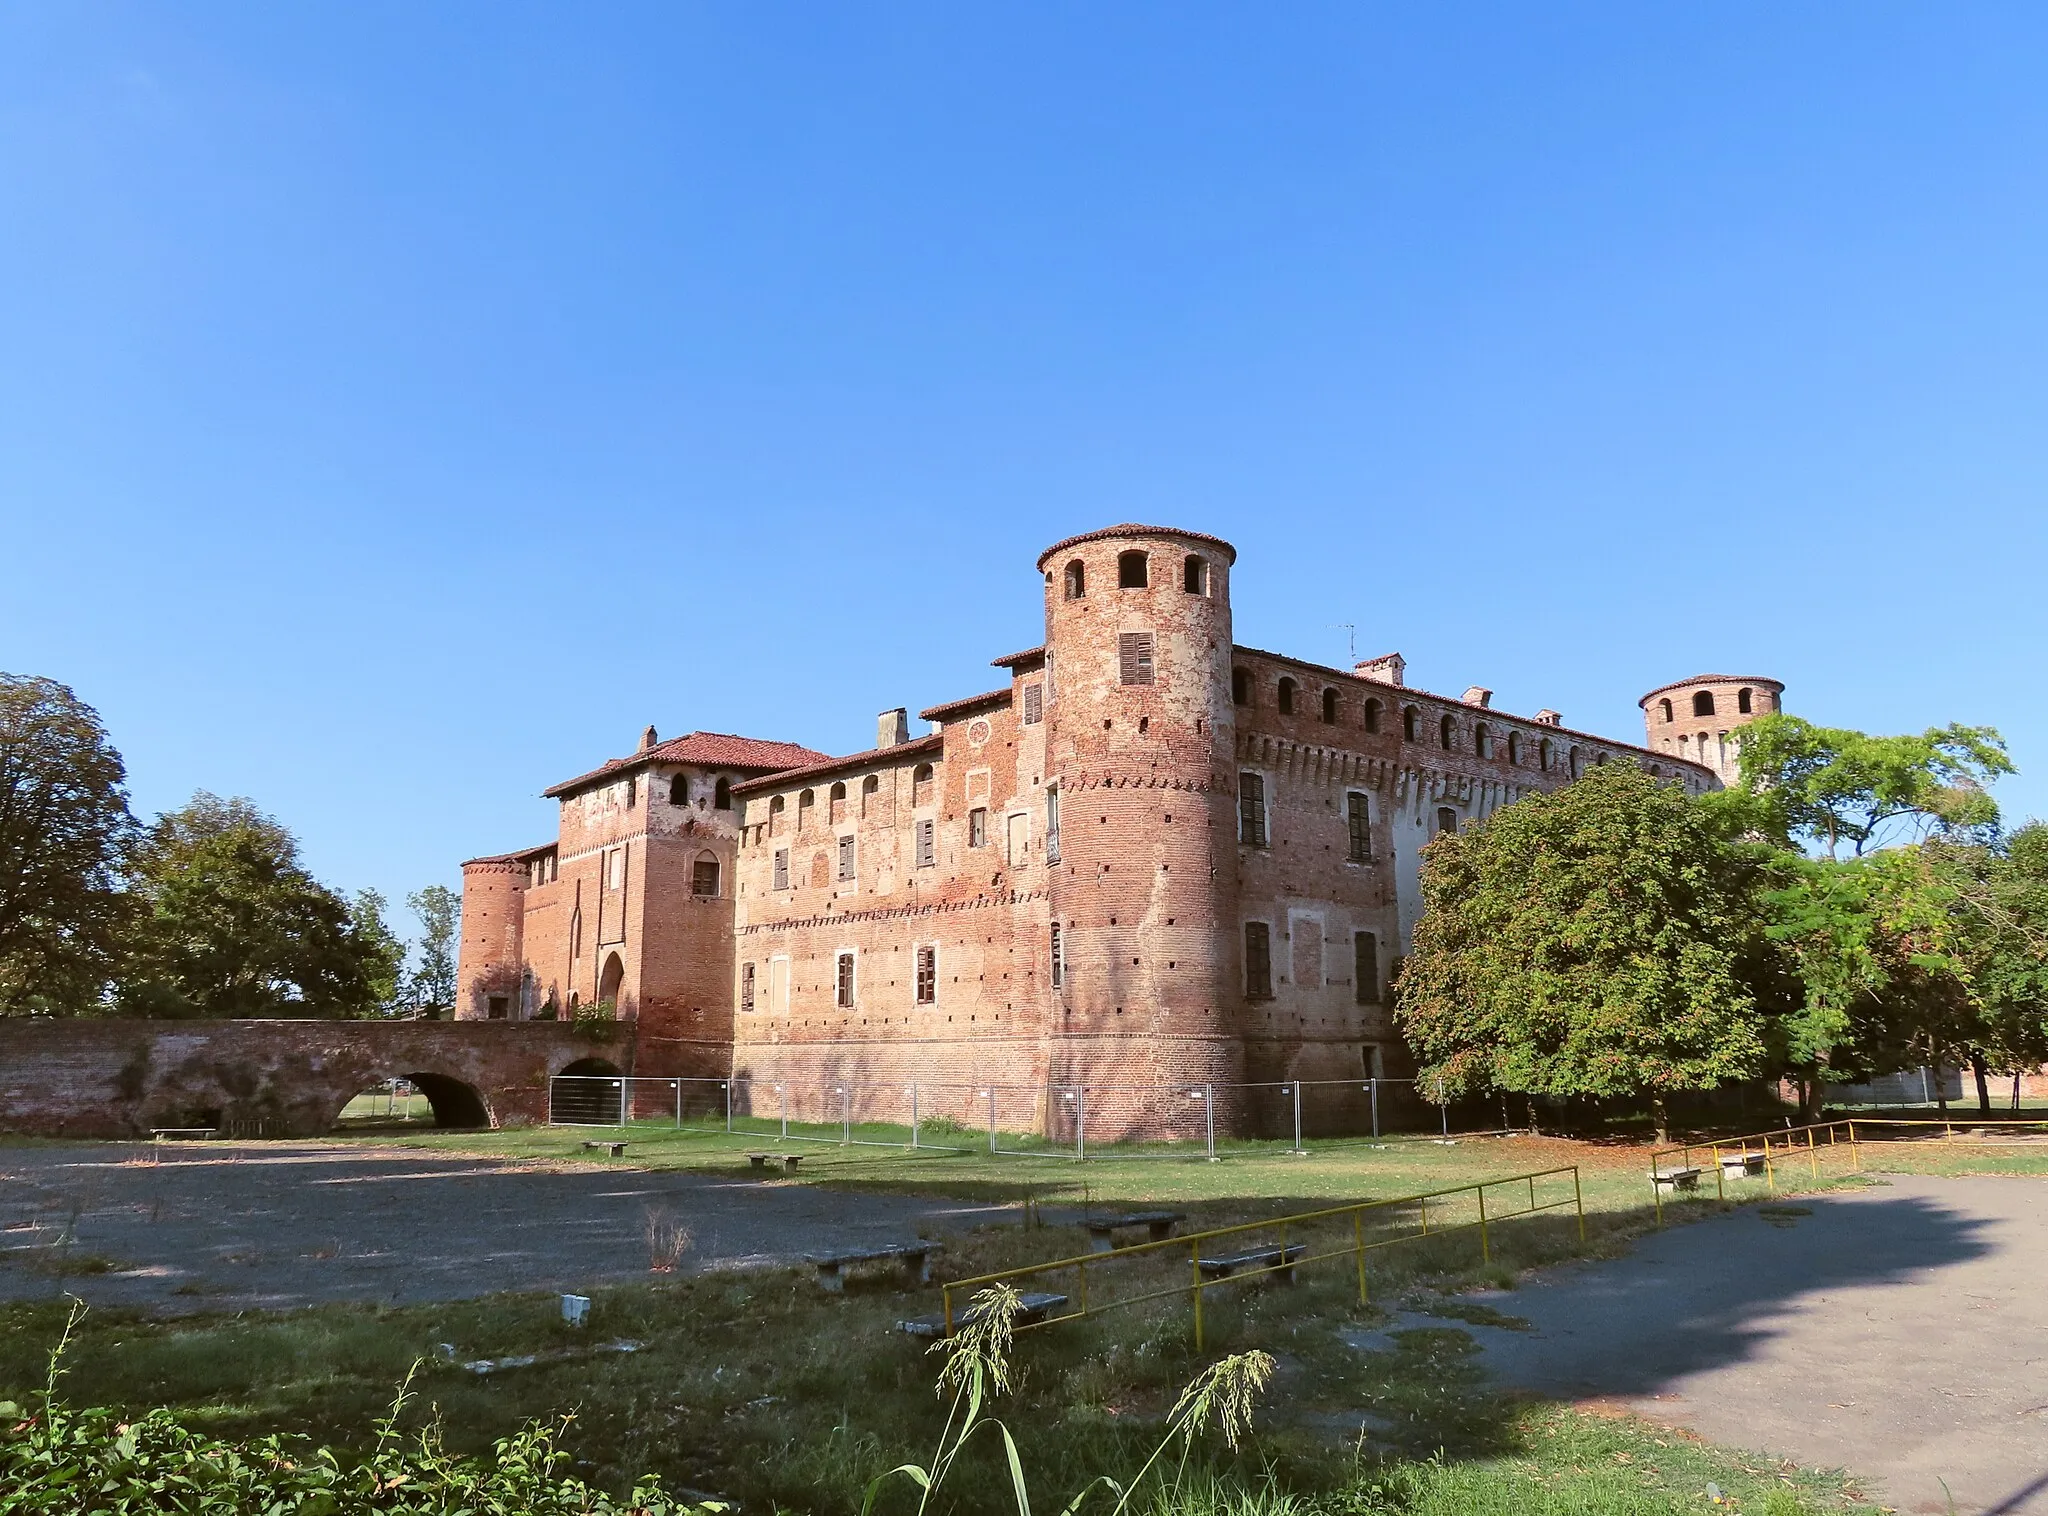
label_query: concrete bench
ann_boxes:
[747,1152,803,1173]
[1082,1210,1187,1253]
[806,1241,941,1292]
[1651,1167,1702,1193]
[899,1290,1068,1340]
[1197,1244,1304,1285]
[580,1140,628,1157]
[149,1129,216,1141]
[1719,1151,1766,1179]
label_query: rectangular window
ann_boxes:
[740,962,756,1014]
[1354,932,1380,1005]
[607,848,625,888]
[915,944,936,1005]
[915,818,935,868]
[1238,773,1267,847]
[1436,807,1458,837]
[1347,792,1371,862]
[772,848,789,890]
[1046,785,1061,863]
[836,834,855,881]
[968,807,988,848]
[1049,922,1064,989]
[1006,812,1027,866]
[486,995,509,1020]
[1117,631,1155,686]
[768,956,790,1015]
[692,857,719,896]
[1244,921,1272,1000]
[1021,683,1043,725]
[835,951,855,1008]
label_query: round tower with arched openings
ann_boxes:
[455,855,528,1019]
[1036,525,1243,1137]
[1638,674,1786,786]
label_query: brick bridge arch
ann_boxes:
[0,1020,636,1139]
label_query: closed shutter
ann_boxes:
[837,834,855,881]
[916,945,936,1004]
[1244,922,1272,999]
[1117,632,1154,685]
[1239,773,1267,846]
[916,818,935,868]
[1021,684,1043,725]
[773,849,789,889]
[739,962,755,1013]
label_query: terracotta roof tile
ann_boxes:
[920,688,1011,722]
[731,733,946,796]
[542,731,831,798]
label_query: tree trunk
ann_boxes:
[1800,1078,1826,1124]
[1971,1055,1992,1117]
[1526,1095,1540,1137]
[1650,1093,1670,1147]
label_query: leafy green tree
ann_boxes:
[0,675,136,1014]
[405,883,461,1016]
[116,793,391,1019]
[349,888,410,1016]
[1734,714,2012,857]
[1395,762,1771,1141]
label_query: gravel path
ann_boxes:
[1457,1173,2048,1516]
[0,1140,1012,1314]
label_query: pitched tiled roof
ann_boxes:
[990,646,1046,669]
[920,688,1011,722]
[1636,674,1786,705]
[731,733,946,796]
[1034,523,1237,572]
[542,731,832,799]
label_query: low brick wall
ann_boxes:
[0,1019,636,1138]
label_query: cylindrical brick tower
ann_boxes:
[455,856,527,1019]
[1037,525,1243,1140]
[1638,674,1786,786]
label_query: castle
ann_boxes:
[457,525,1781,1136]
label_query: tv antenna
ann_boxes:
[1330,623,1356,663]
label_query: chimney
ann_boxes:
[1355,653,1405,686]
[877,708,910,748]
[1534,710,1563,727]
[1462,687,1493,708]
[639,725,659,751]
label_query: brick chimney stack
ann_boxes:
[876,708,910,748]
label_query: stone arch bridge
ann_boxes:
[0,1019,636,1138]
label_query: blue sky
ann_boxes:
[4,4,2045,936]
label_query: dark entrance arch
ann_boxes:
[551,1056,625,1125]
[334,1071,492,1131]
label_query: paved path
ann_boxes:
[0,1141,1010,1314]
[1461,1173,2048,1516]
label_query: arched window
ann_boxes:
[861,774,880,816]
[1232,667,1250,706]
[797,788,815,829]
[1064,560,1086,599]
[1435,807,1457,837]
[1693,690,1716,717]
[1403,706,1420,742]
[1363,698,1381,734]
[668,773,689,806]
[691,851,720,896]
[1475,723,1492,759]
[1569,746,1583,779]
[912,763,934,805]
[1277,677,1296,715]
[1659,698,1674,724]
[569,907,582,960]
[1738,687,1753,714]
[1507,731,1521,765]
[829,780,847,823]
[1183,554,1207,594]
[1321,688,1338,724]
[713,776,731,810]
[1439,714,1456,750]
[768,795,786,834]
[1117,550,1148,588]
[1539,737,1554,771]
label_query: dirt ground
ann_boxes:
[1461,1172,2048,1516]
[0,1140,1012,1314]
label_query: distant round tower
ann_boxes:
[455,855,527,1019]
[1638,674,1786,787]
[1037,525,1242,1136]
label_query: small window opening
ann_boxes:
[740,962,756,1014]
[1435,807,1458,836]
[1244,922,1273,1000]
[968,807,988,848]
[1659,698,1674,724]
[1346,792,1371,862]
[772,848,789,890]
[1321,688,1338,723]
[1354,932,1380,1005]
[692,852,720,896]
[1439,714,1456,750]
[1738,687,1753,714]
[1183,554,1207,594]
[915,817,935,868]
[837,833,855,881]
[1117,550,1148,588]
[669,774,689,806]
[912,763,933,805]
[713,776,732,809]
[1118,631,1155,685]
[1277,677,1296,715]
[1363,697,1381,733]
[1693,690,1716,717]
[835,952,855,1009]
[1238,772,1268,847]
[1403,706,1420,741]
[1232,667,1250,705]
[1064,560,1086,599]
[915,945,936,1005]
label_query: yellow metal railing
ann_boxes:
[941,1166,1585,1350]
[1648,1115,2048,1221]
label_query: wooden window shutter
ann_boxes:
[1117,632,1154,686]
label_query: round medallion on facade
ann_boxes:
[967,717,993,747]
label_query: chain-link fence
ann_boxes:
[546,1075,1480,1157]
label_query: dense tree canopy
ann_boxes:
[1394,762,1773,1137]
[116,793,401,1019]
[0,674,135,1014]
[406,884,461,1016]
